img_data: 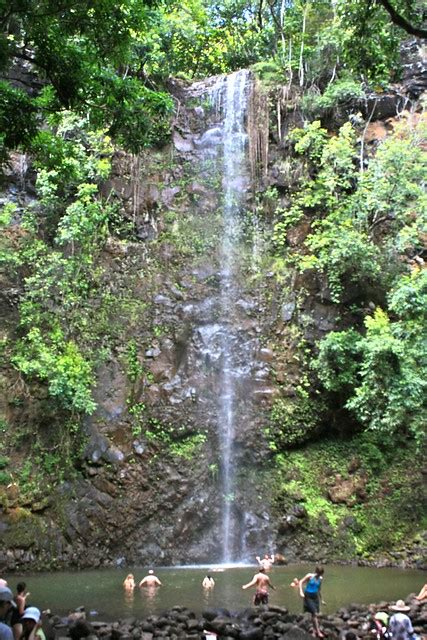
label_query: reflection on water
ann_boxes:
[139,586,160,616]
[124,586,160,616]
[5,565,425,621]
[202,587,214,608]
[123,588,134,610]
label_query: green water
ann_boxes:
[4,565,425,621]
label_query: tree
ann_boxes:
[377,0,427,38]
[0,0,173,158]
[315,270,427,447]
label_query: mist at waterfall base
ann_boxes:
[5,565,424,620]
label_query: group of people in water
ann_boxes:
[123,570,162,590]
[242,558,326,638]
[121,555,426,639]
[1,563,425,640]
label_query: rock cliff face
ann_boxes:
[1,72,283,569]
[1,46,426,572]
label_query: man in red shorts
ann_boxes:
[242,567,276,605]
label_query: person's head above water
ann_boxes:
[258,567,266,573]
[315,566,324,577]
[148,570,154,575]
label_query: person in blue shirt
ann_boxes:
[298,567,326,638]
[388,600,416,640]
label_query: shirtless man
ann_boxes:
[256,554,275,571]
[139,570,162,588]
[242,567,275,605]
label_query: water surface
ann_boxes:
[5,565,425,620]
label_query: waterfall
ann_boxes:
[209,70,251,563]
[181,69,270,563]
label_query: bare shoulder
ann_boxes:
[300,573,313,582]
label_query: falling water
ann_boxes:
[208,70,251,563]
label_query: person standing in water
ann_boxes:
[242,567,276,605]
[123,574,135,590]
[202,575,215,589]
[139,570,162,588]
[298,566,326,638]
[255,554,275,571]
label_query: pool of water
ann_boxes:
[4,564,425,621]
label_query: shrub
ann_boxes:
[301,78,365,119]
[269,395,325,448]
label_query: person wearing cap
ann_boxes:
[138,570,162,588]
[20,608,45,640]
[0,587,16,640]
[370,611,390,639]
[388,600,415,640]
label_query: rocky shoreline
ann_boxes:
[46,595,427,640]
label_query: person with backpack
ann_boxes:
[370,611,391,639]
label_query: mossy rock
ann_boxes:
[3,508,47,549]
[269,395,325,447]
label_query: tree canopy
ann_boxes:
[1,0,425,160]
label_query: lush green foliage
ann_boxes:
[0,0,419,162]
[272,435,425,556]
[316,270,427,445]
[13,329,97,414]
[145,418,208,460]
[0,0,173,159]
[275,117,426,303]
[2,115,119,414]
[274,115,427,447]
[0,81,37,163]
[301,77,365,119]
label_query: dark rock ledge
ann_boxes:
[45,595,427,640]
